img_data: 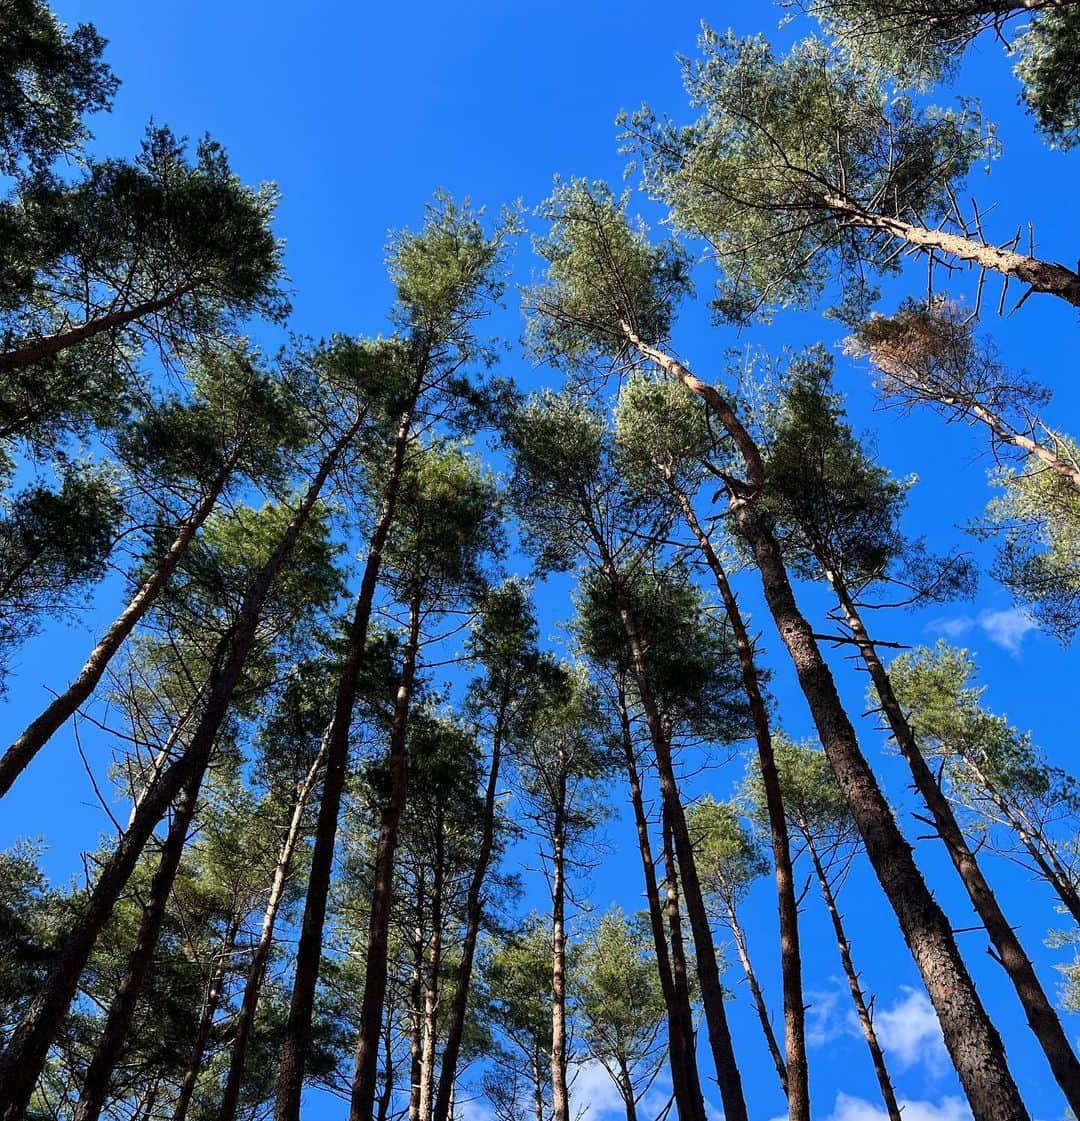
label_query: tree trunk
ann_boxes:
[0,416,360,1121]
[275,383,420,1121]
[622,325,1030,1121]
[667,474,808,1121]
[618,690,708,1121]
[409,902,426,1121]
[376,994,396,1121]
[549,759,570,1121]
[0,452,239,800]
[725,903,787,1095]
[348,591,424,1121]
[0,282,200,375]
[822,194,1080,308]
[419,813,445,1121]
[432,689,509,1121]
[171,913,241,1121]
[609,577,749,1121]
[74,769,206,1121]
[217,743,327,1121]
[805,834,902,1121]
[830,576,1080,1112]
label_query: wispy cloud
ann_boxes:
[569,1060,631,1121]
[929,606,1038,656]
[805,979,860,1048]
[826,1092,971,1121]
[874,987,949,1075]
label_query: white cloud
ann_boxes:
[569,1059,628,1121]
[873,987,948,1075]
[805,979,860,1048]
[827,1092,971,1121]
[978,608,1038,655]
[929,607,1038,656]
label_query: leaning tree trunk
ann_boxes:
[74,770,206,1121]
[619,691,708,1121]
[275,382,420,1121]
[0,281,200,375]
[666,472,808,1121]
[549,757,570,1121]
[0,450,240,800]
[622,325,1030,1121]
[828,575,1080,1112]
[822,194,1080,308]
[725,901,788,1095]
[0,415,358,1121]
[217,743,327,1121]
[348,590,424,1121]
[804,832,902,1121]
[608,572,749,1121]
[432,689,510,1121]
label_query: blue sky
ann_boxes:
[4,3,1080,1120]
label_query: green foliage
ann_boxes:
[979,447,1080,641]
[0,0,117,173]
[576,906,667,1098]
[628,29,985,323]
[0,841,58,1036]
[686,796,769,911]
[0,464,122,687]
[1013,6,1080,149]
[576,562,751,745]
[527,179,691,367]
[744,733,857,850]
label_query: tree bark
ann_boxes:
[274,382,420,1121]
[418,810,445,1121]
[666,474,809,1121]
[804,834,902,1121]
[609,578,749,1121]
[0,453,239,800]
[618,691,708,1121]
[622,325,1030,1121]
[822,194,1080,308]
[217,743,327,1121]
[0,283,200,375]
[0,415,360,1121]
[830,576,1080,1112]
[74,769,206,1121]
[348,591,424,1121]
[549,755,570,1121]
[432,688,510,1121]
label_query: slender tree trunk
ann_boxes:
[377,993,396,1121]
[409,904,426,1121]
[821,194,1080,308]
[661,807,704,1121]
[549,760,570,1121]
[725,903,787,1095]
[618,690,707,1121]
[275,383,420,1121]
[0,282,201,375]
[608,577,748,1121]
[0,453,239,800]
[531,1051,544,1121]
[624,325,1031,1121]
[830,576,1080,1111]
[171,914,241,1121]
[348,591,424,1121]
[617,1058,637,1121]
[666,474,808,1121]
[127,696,201,828]
[217,743,327,1121]
[74,769,206,1121]
[419,815,444,1121]
[0,416,361,1121]
[804,834,902,1121]
[432,689,510,1121]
